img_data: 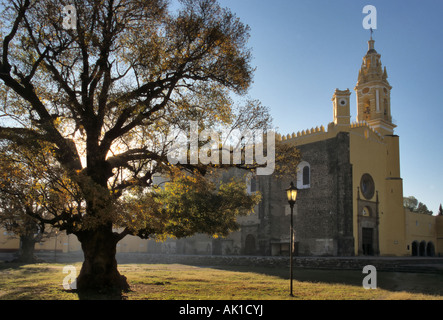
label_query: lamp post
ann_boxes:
[286,182,298,297]
[54,230,58,263]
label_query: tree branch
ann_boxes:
[1,0,31,73]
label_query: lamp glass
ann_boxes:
[286,183,298,203]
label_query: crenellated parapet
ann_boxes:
[277,125,326,142]
[277,119,385,143]
[350,120,383,138]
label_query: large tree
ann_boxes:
[0,0,298,293]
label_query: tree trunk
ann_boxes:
[16,235,39,263]
[76,225,129,294]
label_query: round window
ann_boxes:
[360,174,375,200]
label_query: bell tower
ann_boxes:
[354,35,395,136]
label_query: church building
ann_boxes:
[211,36,443,257]
[1,37,442,257]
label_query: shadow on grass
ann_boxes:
[112,253,443,297]
[0,261,53,273]
[62,288,129,300]
[205,264,443,297]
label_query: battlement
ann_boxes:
[276,125,326,142]
[350,120,383,138]
[276,120,383,143]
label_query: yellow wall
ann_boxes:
[406,209,440,256]
[116,235,149,253]
[349,126,405,256]
[0,227,150,254]
[0,227,73,253]
[0,229,19,251]
[437,216,443,256]
[406,210,436,243]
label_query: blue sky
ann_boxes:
[217,0,443,213]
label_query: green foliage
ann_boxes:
[118,168,261,240]
[403,196,433,215]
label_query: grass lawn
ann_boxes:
[0,262,442,300]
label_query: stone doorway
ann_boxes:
[357,187,380,256]
[362,227,374,255]
[244,234,256,255]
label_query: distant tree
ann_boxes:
[403,196,418,212]
[438,204,443,216]
[416,202,433,215]
[403,196,433,215]
[0,209,46,263]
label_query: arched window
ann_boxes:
[411,241,418,256]
[362,206,371,216]
[426,242,435,257]
[251,176,257,193]
[244,234,256,255]
[363,99,371,121]
[246,173,257,195]
[302,166,310,186]
[297,161,310,189]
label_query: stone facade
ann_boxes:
[295,132,354,256]
[164,132,356,257]
[227,132,355,257]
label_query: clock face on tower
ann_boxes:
[339,98,347,106]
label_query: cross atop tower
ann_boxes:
[367,29,376,53]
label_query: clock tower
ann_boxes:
[354,35,395,136]
[332,88,351,126]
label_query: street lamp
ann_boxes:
[286,182,298,297]
[54,230,59,263]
